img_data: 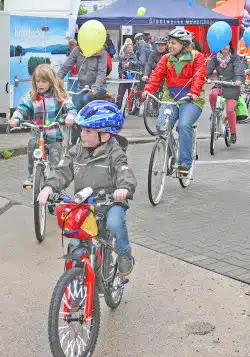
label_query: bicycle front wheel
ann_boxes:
[103,234,124,309]
[210,112,218,156]
[143,97,158,136]
[33,164,46,243]
[48,268,100,357]
[148,138,168,205]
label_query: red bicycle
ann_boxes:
[123,70,144,118]
[48,188,132,357]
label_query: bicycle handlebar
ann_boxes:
[212,80,241,87]
[10,121,60,132]
[48,189,133,206]
[68,85,90,95]
[146,92,192,105]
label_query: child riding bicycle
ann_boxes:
[9,64,77,187]
[38,100,137,276]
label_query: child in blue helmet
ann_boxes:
[38,100,137,276]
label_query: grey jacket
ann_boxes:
[118,52,138,79]
[57,47,107,92]
[207,54,245,100]
[45,137,137,198]
[135,41,152,71]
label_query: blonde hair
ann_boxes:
[30,64,69,102]
[124,38,133,46]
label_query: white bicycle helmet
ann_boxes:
[155,36,168,44]
[168,28,193,44]
[134,33,144,40]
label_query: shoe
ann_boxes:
[118,251,134,276]
[178,165,189,177]
[230,133,237,144]
[23,174,33,188]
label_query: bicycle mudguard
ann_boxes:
[82,257,95,321]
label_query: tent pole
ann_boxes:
[120,25,123,51]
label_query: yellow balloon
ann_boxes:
[78,20,107,57]
[137,7,146,16]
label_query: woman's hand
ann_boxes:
[142,90,150,99]
[37,186,53,206]
[235,81,242,87]
[114,189,129,201]
[187,93,199,102]
[9,119,19,128]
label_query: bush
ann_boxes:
[28,57,51,75]
[78,4,88,15]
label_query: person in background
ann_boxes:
[191,33,202,52]
[117,44,138,108]
[57,46,107,145]
[119,38,133,58]
[105,33,116,58]
[66,39,78,93]
[142,36,168,82]
[133,33,151,72]
[207,41,244,144]
[145,34,156,51]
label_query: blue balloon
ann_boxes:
[187,0,195,5]
[207,21,232,53]
[243,28,250,47]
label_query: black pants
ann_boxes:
[117,83,132,109]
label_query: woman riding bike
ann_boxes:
[143,28,206,176]
[207,41,244,144]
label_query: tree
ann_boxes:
[78,4,88,15]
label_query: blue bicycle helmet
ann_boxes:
[76,100,124,135]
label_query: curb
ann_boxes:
[0,134,210,160]
[0,198,13,215]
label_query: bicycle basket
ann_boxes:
[56,203,98,240]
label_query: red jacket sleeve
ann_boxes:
[144,55,169,94]
[189,52,206,97]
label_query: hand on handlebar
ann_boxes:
[142,76,148,82]
[38,186,53,206]
[142,90,149,99]
[9,119,19,128]
[187,93,199,101]
[235,81,242,87]
[113,188,129,201]
[65,117,75,127]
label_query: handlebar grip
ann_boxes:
[47,193,60,203]
[109,192,133,201]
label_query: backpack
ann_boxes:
[235,95,248,122]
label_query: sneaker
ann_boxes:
[178,165,189,177]
[23,174,33,188]
[230,133,237,144]
[118,251,134,276]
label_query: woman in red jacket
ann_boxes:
[143,29,206,176]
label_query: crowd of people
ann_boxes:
[8,27,250,276]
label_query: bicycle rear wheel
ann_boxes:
[148,137,168,205]
[210,112,218,155]
[179,129,197,188]
[143,97,158,136]
[225,125,231,147]
[33,164,46,243]
[48,267,100,357]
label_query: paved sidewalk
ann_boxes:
[0,203,249,357]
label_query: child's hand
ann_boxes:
[37,186,53,206]
[65,118,75,127]
[9,119,19,128]
[114,189,129,201]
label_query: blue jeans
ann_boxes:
[69,205,130,255]
[156,102,202,168]
[72,87,107,113]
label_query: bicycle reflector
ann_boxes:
[33,149,43,159]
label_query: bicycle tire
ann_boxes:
[225,127,231,147]
[130,97,139,115]
[210,112,217,156]
[33,164,46,243]
[148,138,167,205]
[143,98,157,136]
[48,267,100,357]
[123,98,129,119]
[179,132,197,188]
[103,234,124,309]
